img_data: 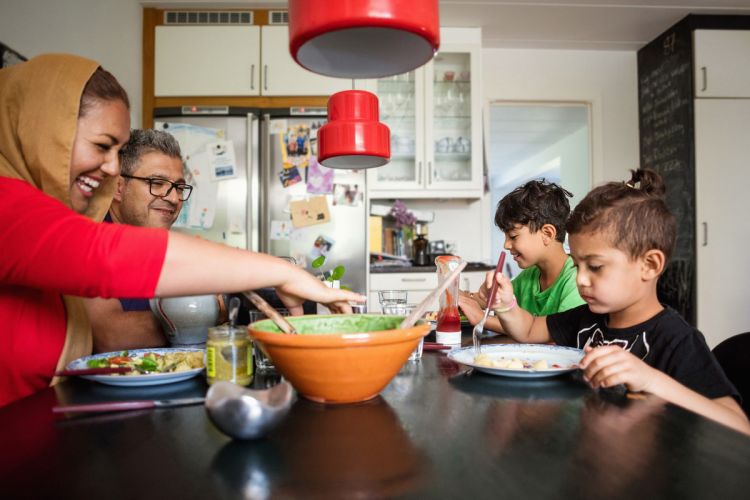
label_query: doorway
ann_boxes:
[487,102,591,276]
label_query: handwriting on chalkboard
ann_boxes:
[638,21,696,324]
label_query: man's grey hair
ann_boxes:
[119,129,183,176]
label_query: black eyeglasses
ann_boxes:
[120,174,193,201]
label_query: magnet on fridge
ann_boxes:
[332,183,363,206]
[306,158,334,194]
[310,235,335,259]
[280,125,311,169]
[289,195,330,228]
[279,166,302,188]
[270,220,292,240]
[207,140,238,181]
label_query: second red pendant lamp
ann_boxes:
[318,90,390,169]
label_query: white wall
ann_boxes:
[0,0,144,127]
[479,48,639,259]
[1,4,640,262]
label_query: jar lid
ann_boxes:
[208,325,248,340]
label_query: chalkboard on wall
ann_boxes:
[637,18,695,324]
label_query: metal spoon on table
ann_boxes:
[205,380,294,439]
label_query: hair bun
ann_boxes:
[629,168,665,198]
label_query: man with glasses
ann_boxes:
[85,129,192,352]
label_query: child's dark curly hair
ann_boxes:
[566,169,676,262]
[494,179,573,243]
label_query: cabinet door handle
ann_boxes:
[401,278,427,282]
[702,222,708,247]
[700,66,707,92]
[264,64,268,91]
[250,64,255,90]
[417,161,422,182]
[427,161,433,185]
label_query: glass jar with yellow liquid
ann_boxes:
[206,325,253,386]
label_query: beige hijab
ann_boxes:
[0,54,120,381]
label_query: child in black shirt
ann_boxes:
[482,169,749,435]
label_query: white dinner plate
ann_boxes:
[66,348,205,387]
[448,344,584,379]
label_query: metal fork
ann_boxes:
[473,251,507,355]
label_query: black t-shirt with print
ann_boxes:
[547,305,739,401]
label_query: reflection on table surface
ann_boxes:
[1,346,750,499]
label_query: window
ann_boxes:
[487,102,591,276]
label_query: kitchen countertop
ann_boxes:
[370,262,495,273]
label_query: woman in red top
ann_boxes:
[0,54,363,407]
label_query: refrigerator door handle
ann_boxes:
[259,114,272,253]
[247,114,260,252]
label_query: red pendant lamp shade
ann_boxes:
[289,0,440,79]
[318,90,390,169]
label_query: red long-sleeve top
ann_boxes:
[0,178,168,406]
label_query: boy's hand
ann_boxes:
[458,290,484,325]
[478,271,515,312]
[579,345,659,393]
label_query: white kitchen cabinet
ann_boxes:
[694,99,750,348]
[156,26,261,96]
[368,270,487,313]
[693,30,750,98]
[155,25,352,97]
[359,28,483,199]
[259,26,353,96]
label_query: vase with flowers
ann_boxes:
[389,200,417,259]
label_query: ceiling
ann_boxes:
[150,0,750,50]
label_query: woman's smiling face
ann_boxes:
[68,99,130,214]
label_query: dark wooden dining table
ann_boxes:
[1,344,749,499]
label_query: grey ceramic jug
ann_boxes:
[149,294,225,347]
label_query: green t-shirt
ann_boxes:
[511,256,585,316]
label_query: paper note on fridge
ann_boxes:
[182,150,217,229]
[207,140,238,181]
[289,196,331,228]
[270,220,292,240]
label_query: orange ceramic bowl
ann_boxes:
[248,314,430,404]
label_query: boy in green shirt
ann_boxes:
[460,179,584,332]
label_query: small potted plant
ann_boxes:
[311,255,347,290]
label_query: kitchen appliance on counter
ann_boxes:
[412,222,430,266]
[155,106,367,296]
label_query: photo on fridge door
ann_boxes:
[280,125,311,169]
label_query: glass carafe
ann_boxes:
[435,255,462,346]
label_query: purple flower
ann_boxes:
[390,200,417,228]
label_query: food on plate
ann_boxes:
[86,350,204,375]
[473,354,567,371]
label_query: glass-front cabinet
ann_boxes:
[359,28,482,198]
[369,69,424,191]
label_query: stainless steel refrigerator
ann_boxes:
[154,106,367,296]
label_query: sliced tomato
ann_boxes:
[108,356,132,365]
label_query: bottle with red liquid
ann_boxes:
[435,255,463,346]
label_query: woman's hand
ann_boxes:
[275,274,365,315]
[578,345,658,393]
